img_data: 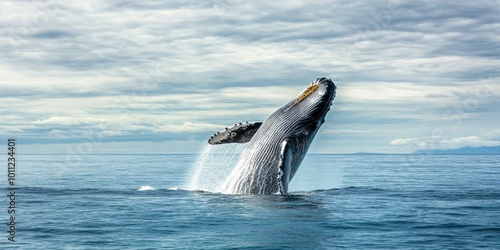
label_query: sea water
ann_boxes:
[1,154,499,249]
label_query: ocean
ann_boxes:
[2,153,499,249]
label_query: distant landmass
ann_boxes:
[413,146,500,155]
[351,152,391,155]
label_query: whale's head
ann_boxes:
[287,77,336,132]
[269,77,336,144]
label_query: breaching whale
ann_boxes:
[208,77,336,194]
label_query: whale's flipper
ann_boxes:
[278,139,294,194]
[208,122,263,145]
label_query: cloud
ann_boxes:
[390,129,500,150]
[425,94,449,98]
[33,116,106,125]
[1,0,500,153]
[32,30,75,39]
[482,129,500,141]
[154,122,222,133]
[321,129,374,135]
[389,137,421,147]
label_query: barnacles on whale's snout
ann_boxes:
[293,83,319,106]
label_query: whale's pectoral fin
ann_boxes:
[208,122,263,145]
[278,139,294,194]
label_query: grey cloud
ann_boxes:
[425,94,448,98]
[33,30,75,39]
[1,0,499,153]
[388,1,500,59]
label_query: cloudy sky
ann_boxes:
[1,0,499,154]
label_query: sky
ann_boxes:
[1,0,499,154]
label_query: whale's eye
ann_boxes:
[293,84,318,106]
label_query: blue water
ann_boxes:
[2,154,499,249]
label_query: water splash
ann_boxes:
[138,186,155,191]
[186,143,246,192]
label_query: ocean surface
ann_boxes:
[1,153,499,249]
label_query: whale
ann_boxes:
[208,77,337,194]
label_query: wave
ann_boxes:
[17,185,499,201]
[18,186,137,196]
[138,185,156,191]
[286,186,500,202]
[17,186,187,196]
